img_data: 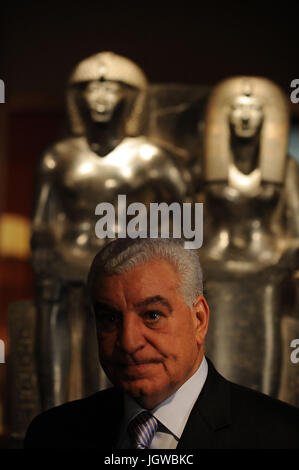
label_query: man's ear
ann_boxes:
[192,295,210,345]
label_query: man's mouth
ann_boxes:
[118,359,162,367]
[101,357,164,380]
[112,358,163,373]
[119,361,161,378]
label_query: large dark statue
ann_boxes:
[31,52,188,411]
[200,76,299,403]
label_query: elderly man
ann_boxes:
[25,237,299,449]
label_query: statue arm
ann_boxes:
[150,146,189,201]
[31,149,58,277]
[284,158,299,237]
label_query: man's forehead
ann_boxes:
[95,257,179,281]
[94,295,173,315]
[92,258,181,300]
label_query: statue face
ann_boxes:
[82,80,127,123]
[229,95,263,138]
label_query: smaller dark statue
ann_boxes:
[200,77,299,404]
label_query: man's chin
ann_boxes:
[121,380,160,408]
[117,375,172,409]
[101,362,167,403]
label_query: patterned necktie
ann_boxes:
[128,412,158,449]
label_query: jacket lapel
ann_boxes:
[177,359,231,449]
[90,360,231,449]
[86,387,124,449]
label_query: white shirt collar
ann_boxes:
[123,356,208,439]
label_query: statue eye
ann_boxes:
[105,82,119,93]
[87,83,99,93]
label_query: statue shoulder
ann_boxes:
[37,137,87,174]
[135,136,185,162]
[286,155,299,178]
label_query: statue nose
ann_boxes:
[95,92,106,102]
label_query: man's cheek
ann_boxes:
[98,338,116,360]
[98,329,117,345]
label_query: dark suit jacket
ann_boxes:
[24,359,299,449]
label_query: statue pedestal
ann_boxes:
[8,301,40,439]
[8,288,110,439]
[204,263,295,401]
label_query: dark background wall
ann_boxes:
[1,3,298,213]
[2,4,298,97]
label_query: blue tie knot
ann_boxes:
[128,411,158,449]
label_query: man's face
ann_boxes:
[92,258,209,409]
[83,80,126,123]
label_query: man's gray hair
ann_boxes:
[88,237,203,307]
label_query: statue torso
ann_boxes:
[36,135,186,278]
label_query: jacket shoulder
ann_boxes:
[230,380,299,418]
[228,381,299,448]
[202,359,299,449]
[24,388,122,449]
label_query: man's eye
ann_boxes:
[102,314,117,323]
[96,313,120,330]
[143,310,163,323]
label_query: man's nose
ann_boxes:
[117,313,145,354]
